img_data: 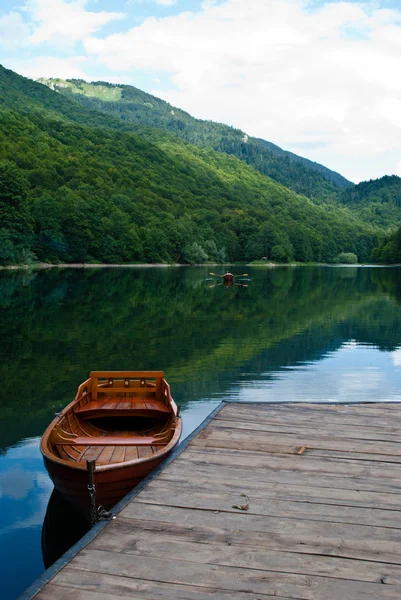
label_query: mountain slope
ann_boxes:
[0,65,380,265]
[253,137,350,187]
[339,175,401,227]
[38,77,352,200]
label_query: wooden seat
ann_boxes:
[73,398,170,420]
[53,435,167,447]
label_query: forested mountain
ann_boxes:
[371,222,401,264]
[252,138,349,187]
[340,175,401,227]
[39,77,351,200]
[0,65,386,266]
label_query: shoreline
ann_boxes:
[0,263,190,270]
[0,262,399,271]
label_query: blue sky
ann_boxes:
[1,0,401,182]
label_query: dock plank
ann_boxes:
[153,474,401,509]
[118,502,401,560]
[134,483,401,528]
[211,416,401,442]
[64,549,401,599]
[184,446,401,478]
[195,425,401,455]
[31,402,401,600]
[88,518,401,583]
[47,569,300,599]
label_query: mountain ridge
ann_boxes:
[0,64,388,266]
[38,77,352,200]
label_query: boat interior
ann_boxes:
[47,371,178,467]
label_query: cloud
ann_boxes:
[7,55,90,80]
[83,0,401,181]
[25,0,125,46]
[0,11,31,50]
[126,0,178,6]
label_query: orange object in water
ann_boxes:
[223,272,234,282]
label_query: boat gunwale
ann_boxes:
[40,374,182,473]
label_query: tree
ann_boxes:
[0,229,16,263]
[183,242,208,264]
[334,252,358,264]
[0,161,33,264]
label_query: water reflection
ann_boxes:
[233,342,401,404]
[41,488,90,569]
[0,439,52,600]
[1,265,401,598]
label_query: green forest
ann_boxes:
[42,77,350,200]
[0,65,400,266]
[371,224,401,264]
[340,175,401,227]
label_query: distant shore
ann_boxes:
[0,263,187,270]
[0,261,275,270]
[0,261,398,271]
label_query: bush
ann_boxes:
[183,242,208,264]
[334,252,358,264]
[271,243,293,263]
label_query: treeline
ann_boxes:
[372,225,401,264]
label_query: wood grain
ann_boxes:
[34,402,401,600]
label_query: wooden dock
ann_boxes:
[26,402,401,599]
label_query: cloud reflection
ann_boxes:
[0,466,36,500]
[392,348,401,367]
[0,438,52,536]
[232,343,401,404]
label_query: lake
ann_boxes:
[1,265,401,599]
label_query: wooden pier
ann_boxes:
[26,402,401,599]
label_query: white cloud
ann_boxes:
[7,55,90,80]
[127,0,178,6]
[83,0,401,181]
[0,11,31,50]
[25,0,125,46]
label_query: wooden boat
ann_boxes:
[40,371,182,519]
[223,272,234,283]
[209,271,249,289]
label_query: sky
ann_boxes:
[1,0,401,183]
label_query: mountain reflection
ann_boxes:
[1,265,401,451]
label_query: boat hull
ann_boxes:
[43,452,166,518]
[40,371,181,522]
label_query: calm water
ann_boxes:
[1,265,401,598]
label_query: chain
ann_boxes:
[97,505,113,521]
[87,460,97,526]
[86,461,114,525]
[88,481,97,526]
